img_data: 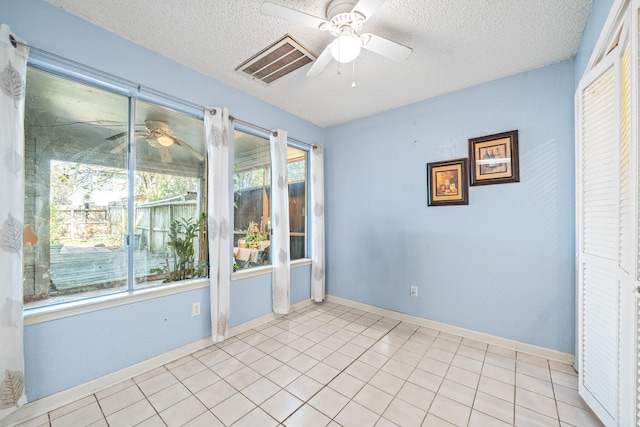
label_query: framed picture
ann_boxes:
[468,130,519,186]
[427,158,469,206]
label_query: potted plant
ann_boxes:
[244,221,268,249]
[151,213,206,281]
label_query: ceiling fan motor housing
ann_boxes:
[145,120,169,135]
[326,0,364,36]
[327,0,358,19]
[144,120,174,147]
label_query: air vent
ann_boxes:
[236,34,315,84]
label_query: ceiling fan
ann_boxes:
[260,0,412,76]
[107,120,204,163]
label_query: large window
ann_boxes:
[287,146,308,260]
[23,68,206,308]
[233,130,272,269]
[232,130,308,270]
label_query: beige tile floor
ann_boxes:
[17,302,604,427]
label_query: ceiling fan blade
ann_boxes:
[105,131,127,141]
[306,45,334,77]
[145,135,161,148]
[361,33,412,62]
[351,0,386,21]
[106,129,148,141]
[172,137,205,162]
[110,141,127,154]
[158,146,172,163]
[261,1,329,30]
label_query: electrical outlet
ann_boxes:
[410,285,418,297]
[192,301,201,317]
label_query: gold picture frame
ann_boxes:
[427,158,469,206]
[468,130,519,186]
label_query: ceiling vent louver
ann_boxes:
[236,34,315,84]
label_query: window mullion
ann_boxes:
[127,97,136,292]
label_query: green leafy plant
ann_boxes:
[233,251,239,272]
[233,162,241,209]
[49,203,66,244]
[244,221,268,249]
[151,213,206,281]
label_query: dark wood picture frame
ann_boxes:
[427,158,469,206]
[468,130,519,186]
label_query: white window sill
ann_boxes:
[232,265,272,280]
[291,258,312,268]
[231,258,312,281]
[24,278,210,325]
[24,259,312,325]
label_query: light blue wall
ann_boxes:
[228,265,312,327]
[325,60,576,354]
[2,0,318,401]
[291,264,313,304]
[24,288,211,400]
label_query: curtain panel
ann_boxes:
[204,107,232,342]
[270,130,290,314]
[310,144,325,302]
[0,24,28,420]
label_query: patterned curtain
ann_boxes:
[0,24,29,420]
[204,107,232,342]
[310,144,325,302]
[270,130,290,314]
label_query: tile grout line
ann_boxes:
[92,392,108,426]
[462,339,483,427]
[549,359,563,427]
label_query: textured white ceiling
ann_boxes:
[43,0,593,127]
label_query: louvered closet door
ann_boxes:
[615,29,636,427]
[577,40,629,426]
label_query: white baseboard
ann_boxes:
[325,295,574,365]
[1,298,314,427]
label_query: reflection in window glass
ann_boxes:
[132,101,206,286]
[23,68,207,308]
[24,68,129,307]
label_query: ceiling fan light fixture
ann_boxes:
[156,135,174,146]
[330,33,361,63]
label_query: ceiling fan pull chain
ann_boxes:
[352,60,356,88]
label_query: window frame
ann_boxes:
[232,125,275,272]
[230,125,312,276]
[285,141,311,261]
[24,51,208,313]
